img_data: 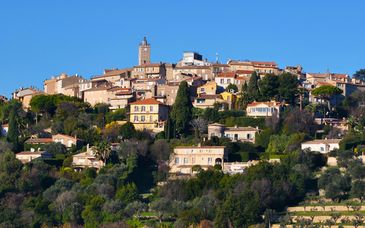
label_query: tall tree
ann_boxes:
[247,71,261,102]
[238,82,250,109]
[312,85,343,111]
[170,81,192,137]
[353,69,365,81]
[259,74,279,101]
[7,107,21,151]
[278,72,299,105]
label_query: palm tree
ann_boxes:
[92,141,111,164]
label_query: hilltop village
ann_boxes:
[1,38,365,227]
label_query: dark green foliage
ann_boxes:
[225,83,238,93]
[170,81,193,136]
[277,72,299,105]
[353,68,365,81]
[247,71,261,101]
[119,122,136,139]
[259,74,279,100]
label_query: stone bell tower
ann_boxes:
[138,36,151,65]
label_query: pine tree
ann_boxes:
[247,71,261,101]
[170,81,192,137]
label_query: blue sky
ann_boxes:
[0,1,364,97]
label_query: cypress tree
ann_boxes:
[7,108,20,151]
[170,81,192,137]
[247,71,261,101]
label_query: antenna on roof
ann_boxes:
[216,52,219,63]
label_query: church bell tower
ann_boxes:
[138,37,151,65]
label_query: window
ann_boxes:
[184,158,188,164]
[150,106,154,111]
[320,147,324,152]
[141,106,146,112]
[141,116,145,122]
[227,79,231,84]
[247,133,252,139]
[220,79,224,84]
[208,157,212,164]
[175,157,179,164]
[134,116,139,122]
[134,106,139,112]
[150,116,153,122]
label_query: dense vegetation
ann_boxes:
[1,72,365,227]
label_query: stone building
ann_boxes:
[169,145,227,175]
[138,37,151,65]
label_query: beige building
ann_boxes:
[246,101,284,118]
[16,151,52,164]
[156,83,179,106]
[227,60,279,76]
[129,98,169,133]
[132,63,166,79]
[173,65,214,81]
[12,87,43,109]
[72,146,104,170]
[208,123,260,143]
[169,145,226,175]
[52,134,79,148]
[44,73,89,98]
[91,68,132,86]
[193,94,226,109]
[83,86,135,108]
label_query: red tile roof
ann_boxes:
[247,101,282,107]
[129,98,164,105]
[236,70,254,75]
[217,72,236,78]
[25,138,53,144]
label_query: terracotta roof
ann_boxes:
[174,146,225,149]
[217,72,236,78]
[236,70,254,75]
[198,94,221,99]
[225,126,260,132]
[175,65,210,69]
[307,73,328,78]
[135,63,161,68]
[228,61,253,66]
[251,61,277,67]
[129,98,164,105]
[83,86,111,92]
[247,101,282,107]
[25,138,53,144]
[91,68,132,80]
[53,134,78,141]
[17,151,47,155]
[302,139,342,144]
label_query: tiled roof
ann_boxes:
[236,70,254,75]
[302,139,342,144]
[217,72,236,78]
[25,138,53,144]
[175,146,225,149]
[251,61,277,67]
[247,101,282,107]
[92,68,132,80]
[17,151,46,155]
[129,98,164,105]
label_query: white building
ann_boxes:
[16,151,52,164]
[208,123,260,143]
[301,139,341,154]
[169,145,226,175]
[246,101,284,118]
